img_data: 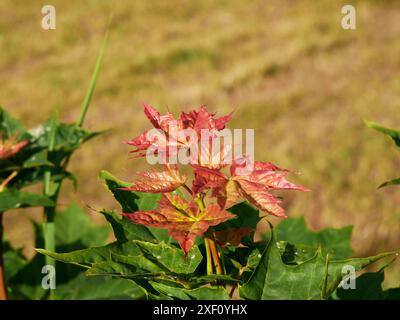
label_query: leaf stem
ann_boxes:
[208,233,223,275]
[196,195,214,275]
[0,171,17,192]
[229,267,244,298]
[204,237,213,275]
[196,195,225,278]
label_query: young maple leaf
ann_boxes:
[126,105,232,164]
[126,104,187,158]
[180,106,232,135]
[214,227,253,247]
[122,165,187,193]
[193,157,308,218]
[123,193,235,254]
[0,132,28,160]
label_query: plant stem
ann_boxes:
[229,268,244,299]
[229,282,238,298]
[43,111,57,300]
[0,212,7,300]
[0,171,17,192]
[196,195,225,277]
[208,234,223,275]
[195,194,205,211]
[204,238,213,275]
[196,195,214,275]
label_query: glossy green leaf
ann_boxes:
[13,204,128,299]
[150,281,230,300]
[273,217,353,259]
[0,189,54,211]
[192,274,239,285]
[55,204,110,249]
[55,274,148,300]
[134,240,202,274]
[334,270,396,300]
[29,120,100,167]
[99,170,161,212]
[278,241,320,265]
[217,202,260,230]
[110,252,166,273]
[99,170,168,241]
[239,228,396,300]
[84,261,157,279]
[185,286,231,300]
[150,281,190,299]
[323,252,398,298]
[36,242,135,268]
[22,149,52,168]
[101,209,156,243]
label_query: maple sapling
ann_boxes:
[123,104,308,275]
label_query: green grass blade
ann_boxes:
[77,29,109,127]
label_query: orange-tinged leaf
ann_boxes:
[127,105,233,164]
[128,104,188,159]
[224,179,241,209]
[192,165,226,194]
[123,194,235,254]
[123,166,187,193]
[143,103,162,128]
[236,179,286,217]
[180,106,232,134]
[194,159,307,217]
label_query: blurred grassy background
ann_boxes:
[1,0,399,288]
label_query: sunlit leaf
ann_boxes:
[124,193,235,254]
[273,217,353,259]
[123,166,187,193]
[239,227,396,300]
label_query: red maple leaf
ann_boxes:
[126,105,233,167]
[126,104,186,158]
[123,193,235,254]
[180,106,232,135]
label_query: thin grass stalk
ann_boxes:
[77,25,109,127]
